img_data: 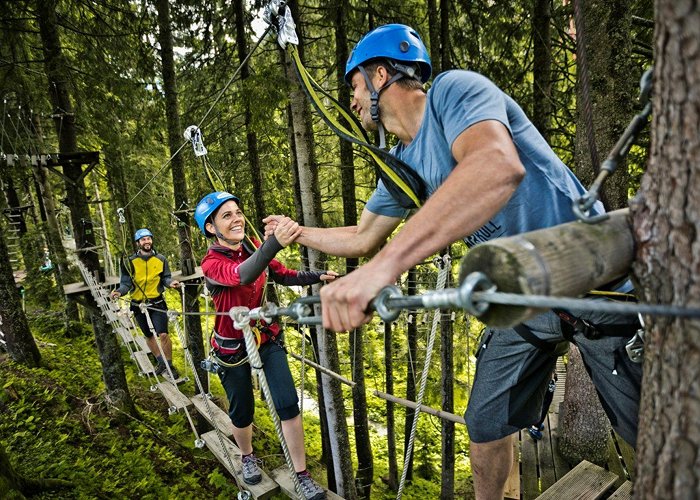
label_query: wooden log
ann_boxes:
[458,209,634,326]
[372,390,466,425]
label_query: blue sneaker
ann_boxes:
[528,426,543,440]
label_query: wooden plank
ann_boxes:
[191,394,233,436]
[504,436,520,499]
[607,480,632,500]
[201,431,279,500]
[539,414,557,491]
[134,335,150,354]
[134,351,155,374]
[536,460,617,500]
[521,428,540,500]
[615,434,636,481]
[157,382,192,410]
[270,466,344,500]
[549,404,571,481]
[606,433,627,488]
[117,327,134,344]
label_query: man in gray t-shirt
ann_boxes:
[265,24,641,499]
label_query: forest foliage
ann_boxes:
[0,0,653,497]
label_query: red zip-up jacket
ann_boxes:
[201,239,323,354]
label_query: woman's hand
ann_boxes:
[274,216,302,247]
[320,270,339,282]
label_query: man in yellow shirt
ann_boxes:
[112,228,181,378]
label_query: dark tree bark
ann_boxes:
[384,320,399,491]
[154,0,207,394]
[334,0,373,496]
[562,0,637,462]
[630,1,700,497]
[532,0,552,141]
[284,3,356,496]
[0,442,71,498]
[440,253,455,499]
[36,0,135,418]
[0,224,40,367]
[233,0,266,235]
[573,0,637,209]
[403,268,417,482]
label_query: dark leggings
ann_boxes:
[219,341,300,428]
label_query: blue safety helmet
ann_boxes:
[344,24,432,85]
[194,191,241,237]
[134,228,153,241]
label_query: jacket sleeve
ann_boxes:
[115,258,134,295]
[161,255,173,287]
[268,258,324,286]
[236,236,284,284]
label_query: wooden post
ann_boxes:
[458,209,634,326]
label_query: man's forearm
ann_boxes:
[297,225,376,258]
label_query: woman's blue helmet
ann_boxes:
[194,191,240,237]
[344,24,432,85]
[134,228,153,241]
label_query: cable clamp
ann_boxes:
[372,285,403,323]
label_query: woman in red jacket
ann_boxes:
[195,191,335,500]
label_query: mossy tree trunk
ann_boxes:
[0,224,40,367]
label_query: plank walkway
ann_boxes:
[507,358,635,500]
[74,261,342,500]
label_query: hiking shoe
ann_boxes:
[241,454,262,485]
[528,426,543,441]
[154,360,166,375]
[297,472,326,500]
[168,362,179,379]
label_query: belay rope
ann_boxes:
[264,0,426,210]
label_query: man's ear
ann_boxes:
[375,64,390,86]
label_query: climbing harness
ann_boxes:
[264,1,426,209]
[574,67,653,223]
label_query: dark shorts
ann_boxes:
[218,340,299,428]
[131,298,168,338]
[465,309,642,446]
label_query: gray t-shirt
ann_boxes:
[365,70,604,247]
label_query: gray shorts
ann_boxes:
[465,309,641,446]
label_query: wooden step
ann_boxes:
[536,460,618,499]
[134,335,150,353]
[607,480,632,499]
[201,430,279,499]
[133,351,155,375]
[156,381,192,413]
[270,466,344,500]
[191,393,233,437]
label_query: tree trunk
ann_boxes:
[333,0,373,495]
[36,0,135,417]
[561,0,636,460]
[154,0,207,394]
[630,2,700,497]
[0,224,40,367]
[284,4,356,496]
[384,320,399,491]
[0,442,71,498]
[532,0,552,141]
[558,345,610,465]
[440,253,455,499]
[403,268,417,483]
[573,0,637,209]
[234,0,266,235]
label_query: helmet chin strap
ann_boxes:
[358,65,406,149]
[213,224,243,247]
